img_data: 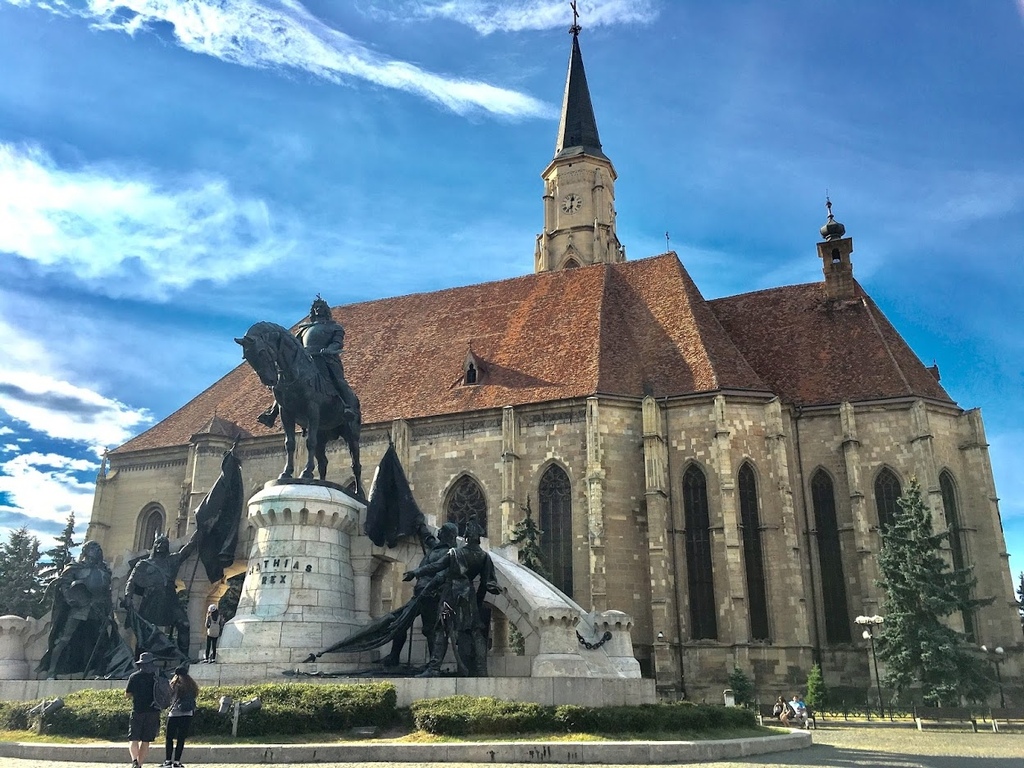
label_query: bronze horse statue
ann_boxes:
[235,321,363,496]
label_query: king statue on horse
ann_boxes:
[236,296,363,496]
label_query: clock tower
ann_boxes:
[535,19,623,273]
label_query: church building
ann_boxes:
[85,24,1020,700]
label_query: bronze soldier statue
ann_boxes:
[383,521,457,666]
[39,540,132,679]
[124,532,199,656]
[258,295,356,427]
[404,519,500,677]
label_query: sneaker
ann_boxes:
[131,761,140,768]
[173,762,185,768]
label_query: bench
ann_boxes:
[914,706,977,732]
[988,707,1024,733]
[757,703,816,729]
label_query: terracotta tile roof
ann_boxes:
[115,254,767,453]
[708,281,953,407]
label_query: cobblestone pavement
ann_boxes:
[0,727,1021,768]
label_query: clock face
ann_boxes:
[561,193,583,214]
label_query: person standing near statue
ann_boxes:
[403,519,500,677]
[125,651,161,768]
[258,295,356,427]
[124,531,200,657]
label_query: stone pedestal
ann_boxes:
[218,483,365,666]
[0,615,36,680]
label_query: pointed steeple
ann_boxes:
[554,29,607,161]
[535,6,621,273]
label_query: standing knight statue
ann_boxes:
[38,540,133,679]
[123,531,199,657]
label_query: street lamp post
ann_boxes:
[981,645,1006,708]
[855,615,885,719]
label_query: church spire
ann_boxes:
[535,2,621,273]
[554,6,607,161]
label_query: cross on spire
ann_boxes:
[569,0,581,36]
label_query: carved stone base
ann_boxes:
[218,484,366,665]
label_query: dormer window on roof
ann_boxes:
[463,347,484,386]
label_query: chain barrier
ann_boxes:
[576,630,612,650]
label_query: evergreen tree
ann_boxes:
[805,663,828,713]
[1017,571,1023,636]
[509,497,549,579]
[40,512,79,586]
[508,498,548,655]
[876,478,992,705]
[727,666,755,708]
[0,527,45,619]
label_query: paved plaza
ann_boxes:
[0,727,1021,768]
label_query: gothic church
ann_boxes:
[86,26,1020,700]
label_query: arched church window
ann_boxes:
[563,258,580,269]
[811,470,851,643]
[465,364,477,384]
[539,464,573,597]
[136,505,165,552]
[940,470,975,640]
[738,463,770,641]
[445,475,487,538]
[683,464,717,640]
[874,468,902,531]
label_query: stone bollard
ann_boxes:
[0,615,37,680]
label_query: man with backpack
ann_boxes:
[125,652,169,768]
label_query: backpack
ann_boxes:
[152,672,173,710]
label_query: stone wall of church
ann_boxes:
[84,393,1019,697]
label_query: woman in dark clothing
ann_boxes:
[204,604,222,662]
[162,664,198,768]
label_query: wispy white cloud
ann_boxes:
[4,0,552,118]
[0,427,13,436]
[0,452,97,531]
[0,142,289,297]
[396,0,658,35]
[0,317,152,453]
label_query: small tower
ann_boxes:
[535,7,622,273]
[816,198,856,300]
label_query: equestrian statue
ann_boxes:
[235,296,363,496]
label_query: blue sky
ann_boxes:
[0,1,1022,598]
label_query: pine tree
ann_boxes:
[0,527,45,619]
[876,478,992,705]
[40,512,79,585]
[508,498,548,655]
[1017,571,1023,636]
[727,666,755,708]
[509,497,549,579]
[805,663,828,713]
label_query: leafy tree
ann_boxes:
[509,497,549,579]
[0,527,46,618]
[805,663,828,713]
[876,478,992,705]
[727,666,755,708]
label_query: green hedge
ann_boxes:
[411,696,756,736]
[5,687,756,740]
[2,682,397,740]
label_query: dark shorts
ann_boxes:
[128,710,161,742]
